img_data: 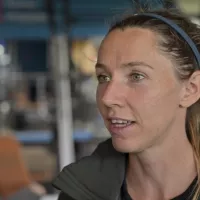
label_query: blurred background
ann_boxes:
[0,0,199,200]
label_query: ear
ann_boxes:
[180,71,200,108]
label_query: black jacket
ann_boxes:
[58,192,75,200]
[53,139,126,200]
[52,139,199,200]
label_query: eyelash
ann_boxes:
[129,72,145,82]
[96,74,110,83]
[96,72,145,84]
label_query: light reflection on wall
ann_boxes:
[177,0,200,16]
[71,39,97,76]
[70,37,109,138]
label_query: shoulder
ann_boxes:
[53,138,126,200]
[58,192,75,200]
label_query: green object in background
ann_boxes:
[177,0,200,15]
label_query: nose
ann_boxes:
[101,81,125,108]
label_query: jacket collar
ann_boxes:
[53,139,126,200]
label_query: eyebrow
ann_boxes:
[95,61,153,70]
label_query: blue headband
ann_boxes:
[137,13,200,69]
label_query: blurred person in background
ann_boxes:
[53,7,200,200]
[0,132,46,200]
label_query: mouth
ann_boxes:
[109,118,135,128]
[107,117,137,137]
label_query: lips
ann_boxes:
[110,119,134,127]
[107,117,136,136]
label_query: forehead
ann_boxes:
[98,28,163,67]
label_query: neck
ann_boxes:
[127,129,197,200]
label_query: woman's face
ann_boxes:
[96,28,186,153]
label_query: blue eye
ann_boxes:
[97,75,111,83]
[130,73,145,81]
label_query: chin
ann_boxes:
[111,137,142,153]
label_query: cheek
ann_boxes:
[127,84,180,116]
[127,86,152,106]
[96,85,105,109]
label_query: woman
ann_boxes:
[53,9,200,200]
